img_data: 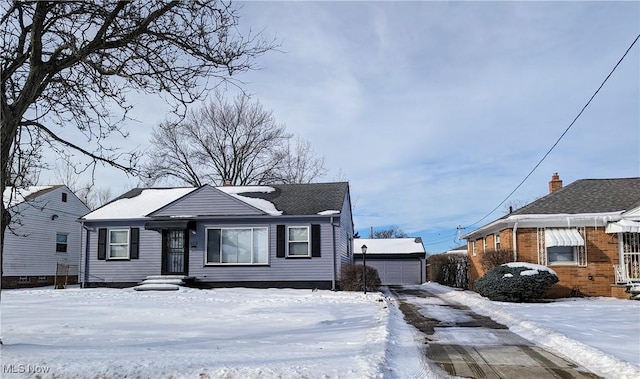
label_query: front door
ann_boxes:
[162,229,189,275]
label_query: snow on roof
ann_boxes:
[356,238,426,255]
[318,210,340,215]
[83,188,197,220]
[217,186,282,216]
[3,186,55,208]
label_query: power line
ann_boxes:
[462,33,640,231]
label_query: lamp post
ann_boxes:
[361,244,368,294]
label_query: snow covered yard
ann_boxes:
[0,287,427,379]
[2,284,640,379]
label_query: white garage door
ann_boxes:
[364,259,422,285]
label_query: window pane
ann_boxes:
[56,243,67,253]
[110,230,128,244]
[289,227,308,242]
[207,229,221,263]
[221,229,252,263]
[548,246,575,263]
[56,234,68,243]
[110,245,128,258]
[253,228,268,263]
[289,241,309,256]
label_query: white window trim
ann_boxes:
[287,225,310,257]
[494,234,501,250]
[472,241,477,257]
[546,246,578,266]
[540,227,587,267]
[55,232,68,253]
[108,228,130,260]
[204,226,269,265]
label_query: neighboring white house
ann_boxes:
[354,238,426,285]
[2,185,90,288]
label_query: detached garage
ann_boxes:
[353,238,426,285]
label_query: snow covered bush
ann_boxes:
[340,264,381,292]
[474,262,559,302]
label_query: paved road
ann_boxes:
[389,286,601,379]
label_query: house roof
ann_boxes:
[232,182,349,216]
[83,188,198,220]
[2,185,59,208]
[355,238,426,255]
[508,178,640,215]
[82,182,350,220]
[463,177,640,239]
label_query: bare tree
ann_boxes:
[53,160,112,209]
[278,136,327,184]
[145,92,326,186]
[372,225,409,239]
[1,0,274,316]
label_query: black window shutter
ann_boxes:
[276,225,285,258]
[97,228,106,260]
[311,224,321,257]
[130,228,140,259]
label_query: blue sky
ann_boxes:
[41,1,640,253]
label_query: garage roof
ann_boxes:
[355,238,425,256]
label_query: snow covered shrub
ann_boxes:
[480,249,513,271]
[474,262,558,302]
[340,264,381,291]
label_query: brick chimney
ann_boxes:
[548,172,563,194]
[223,178,232,186]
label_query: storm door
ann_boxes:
[162,229,189,275]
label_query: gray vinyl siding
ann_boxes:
[338,194,354,276]
[189,218,335,282]
[3,186,90,277]
[83,220,161,284]
[150,186,264,217]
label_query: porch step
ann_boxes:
[133,283,180,291]
[132,275,194,291]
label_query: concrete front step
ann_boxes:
[133,275,195,291]
[139,278,185,285]
[144,275,191,280]
[133,283,180,291]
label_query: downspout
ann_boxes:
[331,216,336,291]
[80,222,89,289]
[512,222,519,262]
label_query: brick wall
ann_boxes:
[467,227,622,298]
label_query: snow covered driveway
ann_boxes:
[0,287,426,378]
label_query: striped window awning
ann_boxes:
[545,228,585,247]
[605,219,640,234]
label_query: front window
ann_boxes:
[288,226,309,257]
[206,227,268,265]
[495,234,501,249]
[109,229,130,259]
[548,246,576,264]
[56,233,68,253]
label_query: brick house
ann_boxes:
[462,174,640,299]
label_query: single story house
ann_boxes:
[353,238,426,285]
[2,185,90,288]
[79,182,354,290]
[462,174,640,299]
